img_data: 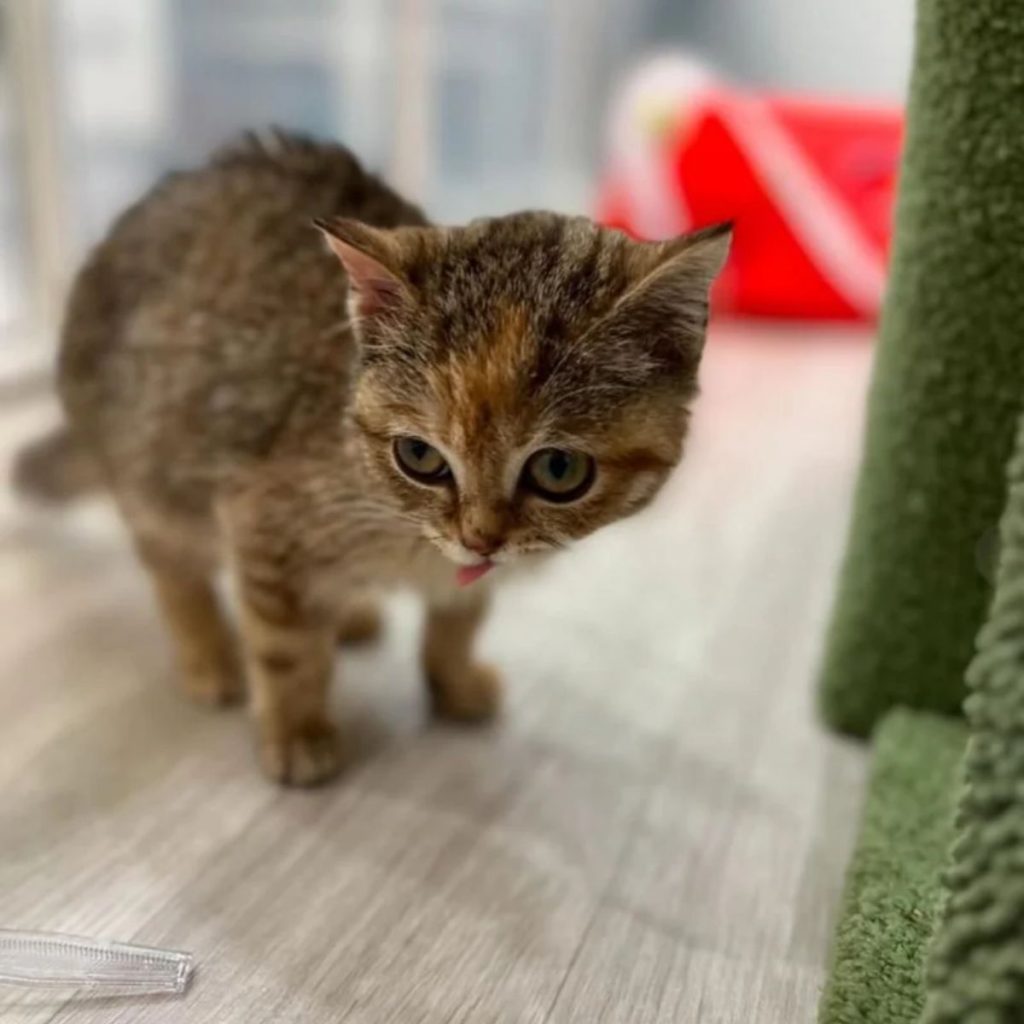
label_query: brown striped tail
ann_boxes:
[12,426,101,504]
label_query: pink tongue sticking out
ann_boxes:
[456,561,494,587]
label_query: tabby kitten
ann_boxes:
[17,132,730,785]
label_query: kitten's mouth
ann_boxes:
[455,560,494,587]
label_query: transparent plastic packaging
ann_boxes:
[0,929,193,995]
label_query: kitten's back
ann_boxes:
[52,132,425,512]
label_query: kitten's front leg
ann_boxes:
[422,589,502,722]
[335,598,383,646]
[138,547,243,707]
[235,556,340,786]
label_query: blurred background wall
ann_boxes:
[0,0,913,352]
[662,0,913,100]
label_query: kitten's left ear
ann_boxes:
[614,221,733,358]
[314,217,412,320]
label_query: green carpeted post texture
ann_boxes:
[818,710,967,1024]
[819,0,1024,737]
[920,413,1024,1023]
[821,415,1024,1023]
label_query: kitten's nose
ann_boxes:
[461,528,501,557]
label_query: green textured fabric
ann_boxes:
[920,414,1024,1024]
[819,0,1024,736]
[818,710,967,1024]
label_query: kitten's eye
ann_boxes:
[393,436,451,483]
[523,448,595,503]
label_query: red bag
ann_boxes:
[599,58,903,321]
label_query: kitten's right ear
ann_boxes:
[607,221,733,364]
[314,217,411,320]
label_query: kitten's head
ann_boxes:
[316,211,730,576]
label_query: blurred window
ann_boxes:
[0,5,33,339]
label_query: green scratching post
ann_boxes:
[820,414,1024,1024]
[819,0,1024,736]
[919,412,1024,1023]
[817,709,967,1024]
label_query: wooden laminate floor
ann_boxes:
[0,327,871,1023]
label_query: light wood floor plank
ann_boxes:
[547,907,823,1024]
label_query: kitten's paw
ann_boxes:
[430,663,503,723]
[259,718,342,787]
[336,602,383,646]
[180,658,245,708]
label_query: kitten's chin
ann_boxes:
[425,534,553,578]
